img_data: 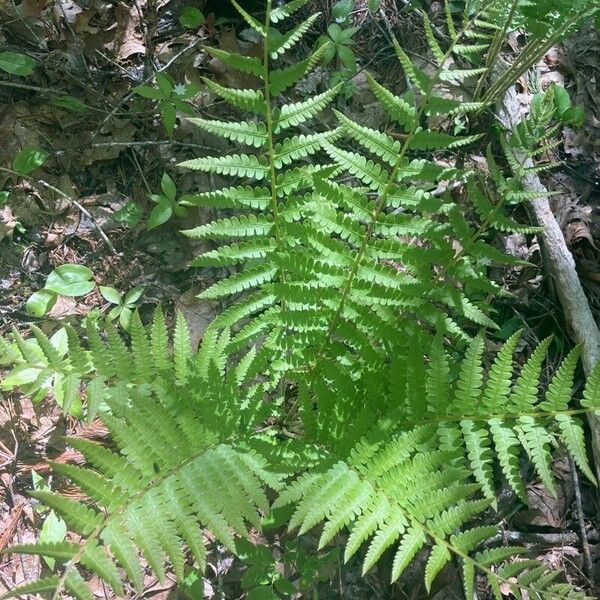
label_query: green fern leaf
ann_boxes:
[65,570,94,600]
[179,154,270,179]
[410,129,483,150]
[555,414,596,484]
[191,239,275,267]
[393,40,432,93]
[183,214,273,239]
[188,117,267,147]
[582,360,600,410]
[541,345,581,412]
[453,336,485,416]
[150,306,171,374]
[489,418,527,501]
[270,0,310,23]
[425,543,451,592]
[29,491,102,536]
[422,12,444,63]
[481,330,521,414]
[129,311,153,381]
[269,43,328,95]
[205,47,264,78]
[274,130,340,168]
[362,518,404,576]
[198,264,278,299]
[519,416,556,496]
[269,13,320,59]
[365,74,416,128]
[460,419,495,499]
[509,336,553,412]
[201,77,266,114]
[173,311,192,385]
[390,526,426,582]
[30,325,64,369]
[439,68,487,82]
[322,141,389,191]
[182,185,271,210]
[274,85,341,131]
[0,575,60,599]
[231,0,266,36]
[335,110,401,166]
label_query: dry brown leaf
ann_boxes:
[0,206,17,242]
[113,0,146,60]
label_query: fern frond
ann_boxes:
[191,239,276,267]
[179,154,270,179]
[181,186,271,210]
[201,77,267,114]
[366,74,417,128]
[205,47,264,78]
[269,13,320,59]
[198,264,278,299]
[269,43,328,95]
[182,214,273,239]
[187,117,267,147]
[274,85,341,131]
[270,0,310,23]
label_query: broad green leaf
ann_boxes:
[180,6,205,28]
[26,289,57,317]
[13,147,48,175]
[99,286,123,305]
[0,51,36,76]
[45,265,95,297]
[50,96,87,113]
[133,85,164,99]
[124,287,144,305]
[161,173,177,201]
[148,199,173,230]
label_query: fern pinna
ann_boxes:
[1,1,600,599]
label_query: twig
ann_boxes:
[0,167,117,254]
[569,455,594,581]
[488,529,600,549]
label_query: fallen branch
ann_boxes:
[497,79,600,484]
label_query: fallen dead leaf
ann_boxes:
[113,0,146,60]
[0,206,17,242]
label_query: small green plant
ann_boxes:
[112,200,141,226]
[99,286,144,330]
[134,73,199,136]
[147,172,187,229]
[318,23,359,96]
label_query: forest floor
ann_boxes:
[2,1,600,598]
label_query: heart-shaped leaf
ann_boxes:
[45,265,95,297]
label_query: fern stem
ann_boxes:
[479,8,593,108]
[473,0,520,100]
[263,0,283,259]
